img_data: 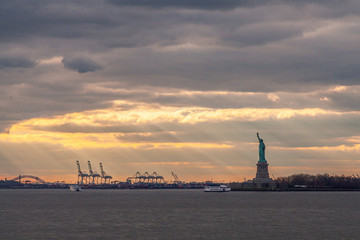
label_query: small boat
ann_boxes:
[69,185,81,192]
[204,184,231,192]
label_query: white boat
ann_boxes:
[204,184,231,192]
[69,185,81,192]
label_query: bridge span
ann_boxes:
[10,175,47,184]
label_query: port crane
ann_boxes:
[88,161,101,184]
[126,171,165,184]
[99,162,112,184]
[171,171,182,184]
[76,160,89,185]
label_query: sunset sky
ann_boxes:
[1,0,360,183]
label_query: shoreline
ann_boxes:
[2,186,360,191]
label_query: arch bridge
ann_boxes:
[10,175,47,184]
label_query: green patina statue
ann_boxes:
[257,132,266,162]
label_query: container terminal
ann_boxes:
[0,160,207,189]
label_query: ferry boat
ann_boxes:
[204,184,231,192]
[69,184,81,192]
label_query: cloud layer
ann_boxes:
[0,57,36,69]
[0,0,360,181]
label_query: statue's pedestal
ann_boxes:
[253,161,276,188]
[255,161,269,178]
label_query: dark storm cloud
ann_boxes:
[62,56,102,73]
[106,0,260,10]
[0,1,110,42]
[106,0,346,10]
[0,0,360,131]
[0,57,36,69]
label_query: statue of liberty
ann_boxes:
[257,132,266,162]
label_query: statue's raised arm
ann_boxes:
[257,132,261,141]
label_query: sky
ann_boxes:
[1,0,360,183]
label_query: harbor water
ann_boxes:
[1,189,360,239]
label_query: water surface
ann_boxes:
[0,189,359,239]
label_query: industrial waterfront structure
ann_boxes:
[76,161,112,185]
[76,160,89,185]
[88,161,101,184]
[99,162,112,184]
[171,172,183,185]
[126,172,165,184]
[73,161,192,188]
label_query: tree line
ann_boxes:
[276,173,360,189]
